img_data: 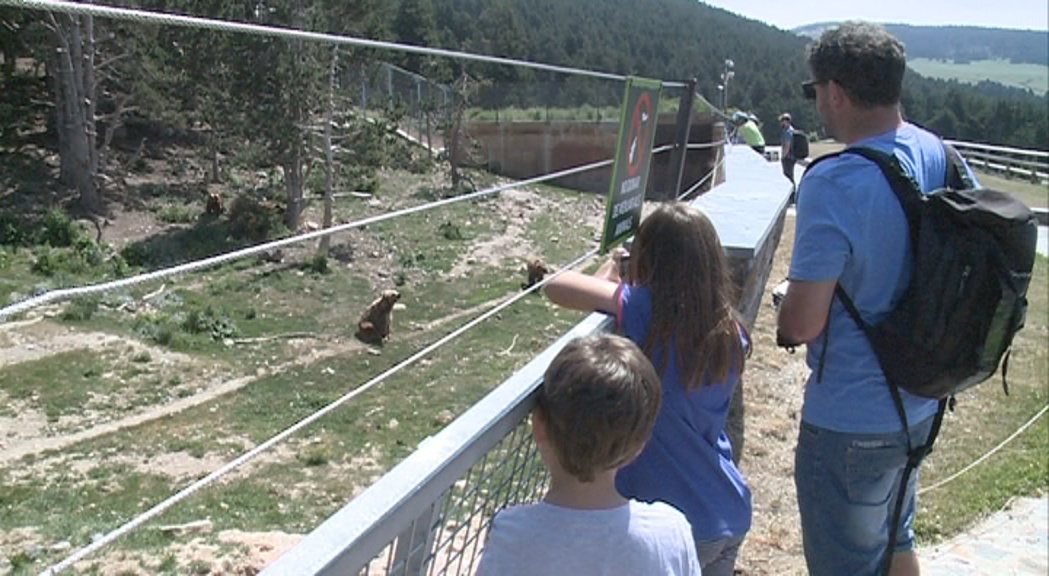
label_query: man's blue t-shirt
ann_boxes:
[790,122,979,434]
[613,284,751,541]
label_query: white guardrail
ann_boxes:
[946,139,1049,183]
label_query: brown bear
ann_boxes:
[522,257,552,290]
[356,289,401,343]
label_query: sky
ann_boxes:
[700,0,1049,32]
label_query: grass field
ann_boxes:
[908,58,1048,94]
[974,171,1048,208]
[0,153,611,574]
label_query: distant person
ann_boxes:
[544,203,752,576]
[476,334,701,576]
[733,111,766,155]
[780,112,797,197]
[776,21,982,576]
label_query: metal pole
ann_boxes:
[667,78,697,199]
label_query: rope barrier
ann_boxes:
[678,127,736,201]
[1,0,687,88]
[918,403,1048,496]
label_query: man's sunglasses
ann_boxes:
[801,80,823,100]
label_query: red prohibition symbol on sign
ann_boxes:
[627,92,653,178]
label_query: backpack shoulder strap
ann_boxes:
[942,142,974,190]
[797,148,842,175]
[810,147,925,365]
[835,147,923,249]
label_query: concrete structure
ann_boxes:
[460,113,726,199]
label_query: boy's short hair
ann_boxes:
[779,112,792,122]
[536,334,662,483]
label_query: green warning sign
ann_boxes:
[601,76,662,253]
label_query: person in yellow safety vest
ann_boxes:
[732,111,765,155]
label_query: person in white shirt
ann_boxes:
[476,334,701,576]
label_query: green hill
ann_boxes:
[906,58,1047,94]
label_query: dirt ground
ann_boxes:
[735,210,808,576]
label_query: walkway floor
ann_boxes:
[920,496,1048,575]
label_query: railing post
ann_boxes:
[389,494,446,575]
[667,78,697,198]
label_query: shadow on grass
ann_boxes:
[111,180,208,213]
[120,215,248,270]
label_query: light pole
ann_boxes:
[719,59,735,110]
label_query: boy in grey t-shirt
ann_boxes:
[476,335,701,576]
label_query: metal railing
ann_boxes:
[946,139,1049,182]
[261,313,612,576]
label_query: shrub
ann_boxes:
[40,208,83,247]
[31,247,63,276]
[61,296,100,322]
[31,238,113,277]
[157,204,196,224]
[439,221,465,241]
[304,253,330,275]
[227,195,282,242]
[120,242,151,268]
[72,236,105,268]
[181,305,238,341]
[0,213,29,246]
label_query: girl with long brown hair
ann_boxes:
[545,202,752,576]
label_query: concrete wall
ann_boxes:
[692,145,794,461]
[460,112,725,199]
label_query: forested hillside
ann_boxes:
[1,0,1047,223]
[798,22,1049,65]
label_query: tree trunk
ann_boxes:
[447,70,472,194]
[284,154,304,231]
[50,13,100,212]
[425,99,433,152]
[319,47,338,254]
[211,143,221,183]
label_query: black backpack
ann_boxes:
[807,142,1038,575]
[792,130,810,159]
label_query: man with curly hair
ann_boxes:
[777,21,979,576]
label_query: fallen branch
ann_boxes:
[142,284,166,302]
[158,519,213,536]
[498,334,519,356]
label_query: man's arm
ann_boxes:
[776,279,837,345]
